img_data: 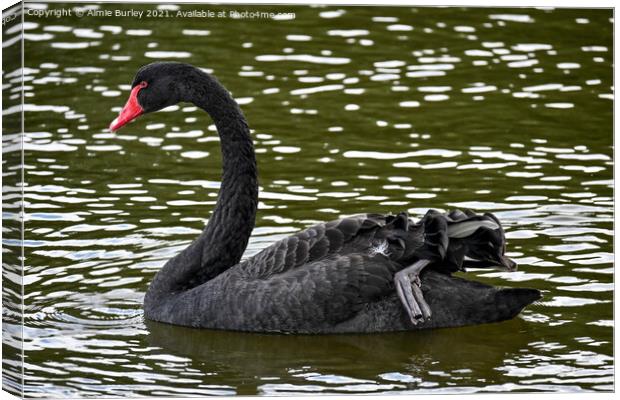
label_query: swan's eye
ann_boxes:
[139,81,148,88]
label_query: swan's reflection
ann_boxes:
[145,315,539,393]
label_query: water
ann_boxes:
[2,2,613,397]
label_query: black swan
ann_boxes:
[110,62,540,333]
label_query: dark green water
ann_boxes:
[2,2,613,397]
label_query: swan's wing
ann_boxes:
[241,214,390,278]
[227,253,399,333]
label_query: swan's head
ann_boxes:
[447,213,517,272]
[109,62,196,132]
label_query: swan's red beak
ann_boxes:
[109,85,144,132]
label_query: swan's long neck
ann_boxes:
[144,73,257,309]
[197,88,258,278]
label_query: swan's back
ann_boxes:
[232,213,417,279]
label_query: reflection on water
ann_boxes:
[2,2,613,397]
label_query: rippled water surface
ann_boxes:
[2,2,614,397]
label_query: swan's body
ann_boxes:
[111,62,540,333]
[143,213,538,333]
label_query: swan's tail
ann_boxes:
[419,271,542,329]
[494,287,542,321]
